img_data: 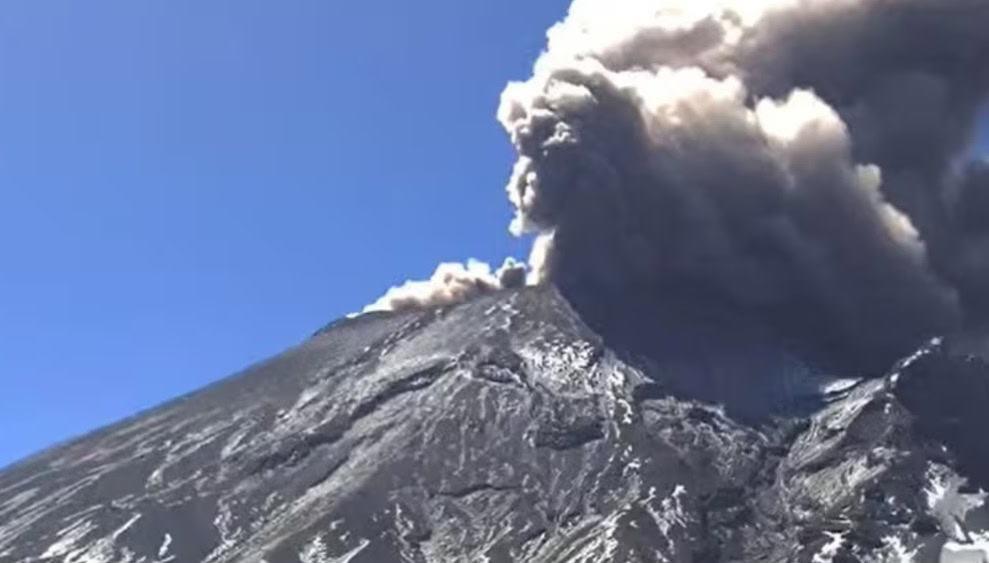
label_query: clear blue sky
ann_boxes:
[0,2,986,469]
[0,0,570,467]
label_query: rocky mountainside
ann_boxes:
[2,286,988,562]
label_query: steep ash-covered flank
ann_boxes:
[3,286,989,562]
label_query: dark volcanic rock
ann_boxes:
[1,286,988,562]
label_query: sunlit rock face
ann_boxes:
[1,286,988,562]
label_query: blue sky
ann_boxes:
[0,0,570,467]
[0,2,986,469]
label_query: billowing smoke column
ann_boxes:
[497,0,989,370]
[369,0,989,372]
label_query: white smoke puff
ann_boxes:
[526,232,556,285]
[363,258,526,313]
[498,0,986,368]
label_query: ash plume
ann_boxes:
[366,0,989,371]
[944,159,989,317]
[498,0,989,370]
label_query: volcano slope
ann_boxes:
[1,285,988,562]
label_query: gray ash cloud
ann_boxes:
[497,0,989,370]
[369,0,989,372]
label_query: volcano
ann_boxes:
[2,286,988,562]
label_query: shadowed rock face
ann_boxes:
[1,286,988,562]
